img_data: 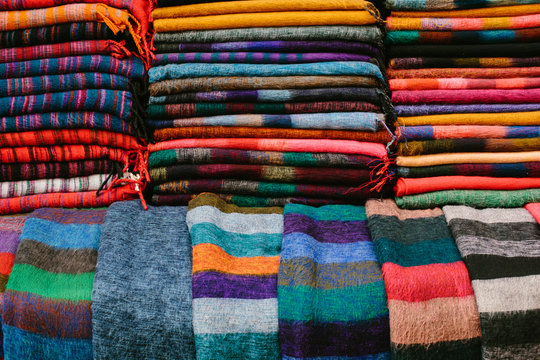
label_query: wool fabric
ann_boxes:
[396,151,540,167]
[398,138,540,155]
[392,4,540,17]
[388,67,540,79]
[397,111,540,126]
[0,160,118,182]
[390,77,540,90]
[388,43,540,58]
[386,0,540,11]
[386,29,540,45]
[391,89,540,105]
[387,14,540,31]
[0,145,128,164]
[397,162,540,178]
[396,104,540,116]
[397,125,540,141]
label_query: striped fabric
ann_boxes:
[155,194,352,207]
[0,160,118,182]
[186,193,282,360]
[278,203,390,359]
[397,162,540,178]
[365,199,481,359]
[395,104,540,116]
[386,0,540,11]
[0,145,129,164]
[386,29,540,45]
[387,14,540,31]
[398,138,540,156]
[2,208,104,359]
[389,58,540,70]
[397,125,540,141]
[444,206,540,359]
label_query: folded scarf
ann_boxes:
[153,52,375,65]
[150,76,382,96]
[279,203,390,359]
[153,26,383,44]
[386,0,540,11]
[147,102,381,119]
[150,62,386,84]
[397,151,540,167]
[0,160,118,182]
[398,125,540,141]
[388,42,540,58]
[148,112,383,132]
[0,55,145,80]
[387,28,540,45]
[153,127,392,143]
[397,111,540,126]
[0,145,129,164]
[396,176,540,197]
[92,201,195,360]
[444,206,540,359]
[388,14,540,31]
[396,104,540,116]
[390,77,540,90]
[154,11,379,32]
[397,189,540,209]
[390,57,540,69]
[398,162,540,178]
[187,193,282,359]
[0,174,111,199]
[392,89,540,105]
[150,87,383,104]
[392,4,540,17]
[149,148,379,169]
[150,164,373,185]
[388,67,540,79]
[2,208,104,358]
[526,203,540,223]
[399,138,540,155]
[365,199,481,359]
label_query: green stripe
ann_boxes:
[374,238,462,267]
[278,282,388,322]
[7,264,93,301]
[386,31,420,45]
[148,150,178,168]
[194,333,280,360]
[284,203,367,221]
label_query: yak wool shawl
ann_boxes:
[0,145,129,164]
[365,199,481,359]
[388,67,540,79]
[395,104,540,116]
[397,162,540,178]
[389,57,540,69]
[386,28,540,45]
[278,203,390,359]
[397,125,540,141]
[388,42,540,58]
[92,201,195,359]
[391,89,540,105]
[398,138,540,156]
[187,193,282,359]
[386,0,540,11]
[444,206,540,359]
[390,77,540,90]
[0,160,118,182]
[397,111,540,126]
[391,4,540,17]
[2,208,104,359]
[526,203,540,224]
[387,14,540,31]
[396,151,540,167]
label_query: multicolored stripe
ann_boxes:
[390,77,540,90]
[387,0,540,10]
[398,138,540,156]
[0,174,111,198]
[389,57,540,69]
[391,89,540,105]
[0,160,118,182]
[395,103,540,116]
[387,14,540,31]
[386,28,540,45]
[397,125,540,140]
[397,162,540,178]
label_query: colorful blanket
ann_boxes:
[397,111,540,126]
[278,203,390,359]
[388,43,540,58]
[0,160,118,182]
[444,206,540,359]
[0,174,111,198]
[391,89,540,105]
[386,28,540,45]
[388,14,540,31]
[92,201,195,359]
[365,199,481,359]
[398,138,540,156]
[396,104,540,116]
[397,162,540,178]
[397,125,540,141]
[187,193,282,359]
[386,0,540,10]
[390,77,540,90]
[388,67,540,79]
[396,151,540,167]
[2,208,104,359]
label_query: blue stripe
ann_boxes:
[21,218,100,250]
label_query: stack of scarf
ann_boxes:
[2,208,104,359]
[186,193,282,359]
[278,203,391,359]
[365,199,482,359]
[444,206,540,359]
[385,0,540,209]
[147,0,396,205]
[0,1,153,214]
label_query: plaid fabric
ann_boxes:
[0,160,118,182]
[387,28,540,45]
[398,138,540,156]
[0,145,129,164]
[0,174,110,198]
[1,112,133,134]
[0,73,131,97]
[0,55,145,79]
[397,125,540,141]
[397,163,540,178]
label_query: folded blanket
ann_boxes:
[150,62,386,84]
[444,206,540,359]
[396,151,540,167]
[0,145,129,164]
[389,42,540,58]
[0,174,111,198]
[365,199,481,359]
[398,162,540,178]
[526,203,540,223]
[387,28,540,45]
[2,208,104,359]
[386,0,540,11]
[391,4,540,17]
[0,160,118,182]
[397,111,540,126]
[187,193,282,359]
[396,189,540,209]
[395,176,540,197]
[397,125,540,141]
[392,89,540,105]
[153,26,383,44]
[390,77,540,90]
[390,57,540,70]
[279,203,390,359]
[388,67,540,79]
[396,104,540,116]
[92,201,195,360]
[388,14,540,31]
[398,138,540,155]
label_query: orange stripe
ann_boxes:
[0,253,15,276]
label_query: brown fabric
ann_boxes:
[187,192,283,213]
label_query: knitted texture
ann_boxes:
[365,199,481,359]
[187,193,282,359]
[2,208,104,359]
[444,206,540,359]
[278,203,390,359]
[92,201,195,359]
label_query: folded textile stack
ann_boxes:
[0,0,154,214]
[147,0,396,206]
[385,0,540,209]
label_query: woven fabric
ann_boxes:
[398,162,540,178]
[396,151,540,167]
[388,43,540,58]
[386,28,540,45]
[279,203,390,359]
[391,89,540,105]
[386,0,540,11]
[0,145,128,164]
[388,14,540,31]
[390,77,540,90]
[397,125,540,141]
[0,160,118,182]
[92,201,195,359]
[187,193,282,359]
[526,203,540,224]
[397,111,540,126]
[398,138,540,156]
[396,104,540,116]
[444,206,540,359]
[365,199,481,359]
[391,4,540,17]
[2,208,104,359]
[388,67,540,79]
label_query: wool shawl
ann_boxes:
[388,67,540,79]
[0,55,145,80]
[386,0,540,11]
[149,76,382,96]
[397,125,540,141]
[279,203,390,359]
[396,151,540,167]
[444,206,540,359]
[390,77,540,90]
[397,162,540,178]
[148,148,379,169]
[2,208,104,358]
[388,14,540,31]
[397,111,540,126]
[92,201,195,359]
[391,89,540,105]
[396,189,540,209]
[0,160,118,182]
[365,199,481,359]
[149,62,386,84]
[390,57,540,69]
[153,26,383,44]
[398,138,540,156]
[0,145,129,164]
[386,28,540,45]
[392,4,540,17]
[396,104,540,116]
[526,203,540,224]
[388,43,540,58]
[395,176,540,197]
[187,193,282,359]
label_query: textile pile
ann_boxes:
[0,0,153,214]
[386,0,540,209]
[147,0,396,206]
